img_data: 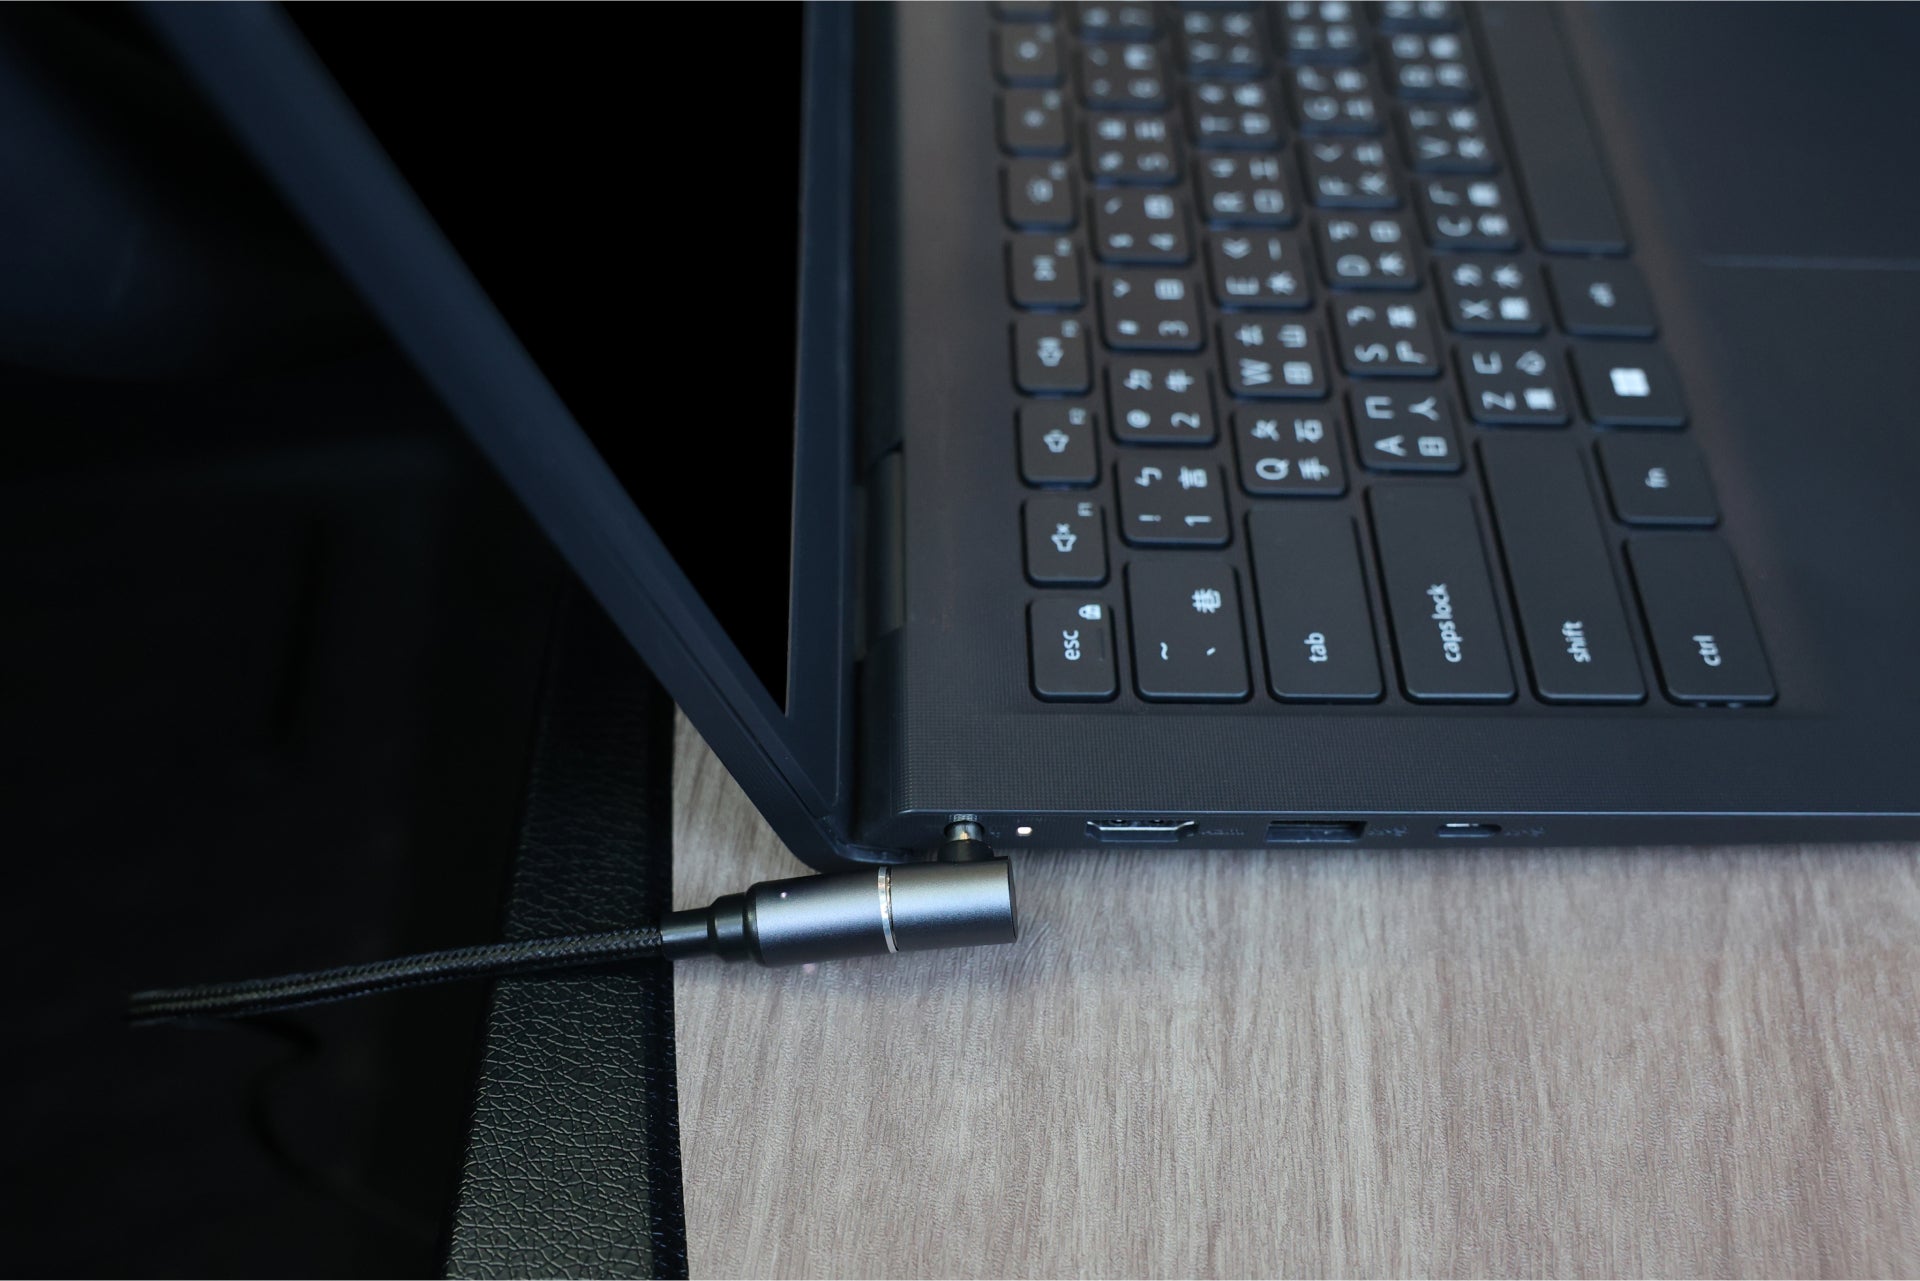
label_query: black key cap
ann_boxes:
[999,88,1070,155]
[1179,7,1269,77]
[1370,486,1515,701]
[1207,230,1313,309]
[1084,113,1180,185]
[1477,4,1627,253]
[1383,30,1476,100]
[1395,101,1497,172]
[1025,495,1107,584]
[1247,507,1382,700]
[1091,189,1191,263]
[1029,598,1119,701]
[1107,356,1217,444]
[1570,344,1687,427]
[1100,269,1203,350]
[1547,260,1657,337]
[1303,137,1400,208]
[1479,435,1647,703]
[1013,314,1092,393]
[1127,560,1250,701]
[995,24,1062,86]
[1416,175,1521,250]
[1289,64,1382,134]
[1456,339,1570,426]
[1374,1,1459,33]
[1075,2,1157,40]
[1349,385,1460,471]
[1117,459,1229,546]
[1196,153,1298,226]
[1187,80,1282,149]
[1434,257,1545,333]
[1219,316,1329,399]
[1314,212,1420,289]
[1596,434,1719,526]
[1276,1,1367,64]
[1008,234,1084,309]
[1004,158,1078,229]
[1233,408,1347,495]
[1019,402,1101,487]
[1079,42,1169,110]
[1628,537,1775,705]
[1332,297,1440,376]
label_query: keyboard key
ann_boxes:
[1456,339,1570,425]
[999,89,1070,155]
[1029,598,1119,700]
[1547,260,1658,337]
[994,24,1061,86]
[1100,269,1203,350]
[1370,486,1515,701]
[1479,436,1647,703]
[1596,434,1719,526]
[1219,316,1329,398]
[1247,507,1382,700]
[1012,314,1092,393]
[1233,408,1348,495]
[1025,496,1108,584]
[1187,80,1282,149]
[1303,137,1400,208]
[1107,356,1217,444]
[1433,257,1544,333]
[1349,385,1460,471]
[1276,1,1367,64]
[1196,153,1298,226]
[1374,1,1459,33]
[1117,459,1229,546]
[1091,189,1191,262]
[1207,230,1314,309]
[1127,560,1250,701]
[1008,234,1084,308]
[1075,2,1157,40]
[1004,158,1078,229]
[1019,402,1101,487]
[1331,297,1440,376]
[1179,7,1269,77]
[1383,30,1477,100]
[1314,212,1420,289]
[1084,112,1181,184]
[1079,42,1168,109]
[1570,344,1687,427]
[1416,175,1521,250]
[1395,102,1497,172]
[1289,64,1382,135]
[1628,537,1775,705]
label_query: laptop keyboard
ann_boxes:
[996,1,1776,708]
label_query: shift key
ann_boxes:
[1370,486,1515,702]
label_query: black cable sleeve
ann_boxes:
[127,926,666,1025]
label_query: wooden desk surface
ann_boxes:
[672,717,1920,1277]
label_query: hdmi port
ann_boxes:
[1086,818,1198,844]
[1266,821,1366,844]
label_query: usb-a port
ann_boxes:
[1265,821,1366,845]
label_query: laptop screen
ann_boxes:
[292,6,806,708]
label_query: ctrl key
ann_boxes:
[1628,536,1776,705]
[1029,599,1118,701]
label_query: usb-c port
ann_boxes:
[1436,822,1501,839]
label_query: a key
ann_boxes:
[1127,560,1250,700]
[1024,495,1107,584]
[1375,1,1459,33]
[999,88,1070,155]
[1547,260,1658,337]
[1349,385,1460,471]
[1417,175,1521,250]
[1480,435,1647,703]
[1196,153,1298,226]
[1332,297,1440,376]
[1012,314,1092,393]
[1628,537,1775,705]
[1275,1,1367,64]
[1247,507,1382,699]
[1008,234,1084,309]
[1029,598,1119,700]
[1019,402,1101,487]
[995,24,1061,86]
[1233,407,1347,495]
[1075,2,1158,40]
[1596,434,1718,526]
[1395,102,1496,172]
[1106,356,1217,444]
[1570,344,1687,427]
[1289,64,1382,134]
[1369,486,1515,701]
[1433,257,1544,333]
[1383,30,1476,100]
[1117,459,1229,546]
[1080,42,1168,109]
[1207,230,1314,309]
[1091,189,1191,263]
[1314,212,1420,289]
[1187,80,1282,149]
[1456,339,1570,426]
[1303,137,1399,208]
[1084,113,1181,185]
[1099,270,1203,350]
[1219,316,1329,399]
[1004,158,1078,229]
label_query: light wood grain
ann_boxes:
[672,715,1920,1278]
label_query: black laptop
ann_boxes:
[153,2,1920,870]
